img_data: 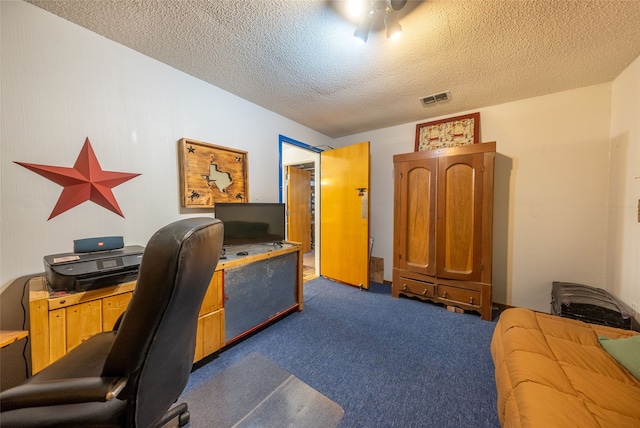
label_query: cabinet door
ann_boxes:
[194,270,225,363]
[394,158,437,276]
[224,253,297,343]
[194,309,224,362]
[436,152,484,281]
[199,271,223,316]
[30,297,50,374]
[102,292,132,331]
[49,309,66,363]
[66,301,102,352]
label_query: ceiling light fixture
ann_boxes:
[384,8,402,39]
[354,10,373,43]
[353,0,407,43]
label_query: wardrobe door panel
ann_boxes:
[395,158,437,276]
[437,153,484,281]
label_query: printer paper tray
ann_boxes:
[72,268,139,292]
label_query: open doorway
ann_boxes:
[279,135,323,282]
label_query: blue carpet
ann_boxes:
[182,278,499,427]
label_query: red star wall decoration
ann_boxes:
[15,137,141,220]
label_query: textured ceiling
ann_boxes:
[26,0,640,138]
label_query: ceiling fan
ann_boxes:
[353,0,408,43]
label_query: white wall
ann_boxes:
[2,1,637,316]
[0,1,331,289]
[334,84,613,313]
[608,55,640,316]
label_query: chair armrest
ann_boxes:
[0,377,127,412]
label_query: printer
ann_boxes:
[44,245,144,292]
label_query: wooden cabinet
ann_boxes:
[29,242,302,373]
[28,271,225,373]
[193,271,225,362]
[392,142,495,321]
[28,278,136,374]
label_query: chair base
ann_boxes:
[155,403,190,428]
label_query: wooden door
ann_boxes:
[287,166,312,253]
[436,152,485,281]
[394,158,437,276]
[320,141,370,289]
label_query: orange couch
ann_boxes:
[491,308,640,427]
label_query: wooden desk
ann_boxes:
[29,242,302,374]
[0,330,28,348]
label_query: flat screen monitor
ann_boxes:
[214,202,286,246]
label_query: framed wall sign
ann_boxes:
[178,138,248,208]
[415,112,480,151]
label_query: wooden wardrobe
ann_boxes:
[392,142,496,321]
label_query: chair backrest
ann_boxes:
[102,217,223,427]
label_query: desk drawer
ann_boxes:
[437,284,480,307]
[397,277,435,298]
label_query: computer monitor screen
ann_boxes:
[214,202,285,246]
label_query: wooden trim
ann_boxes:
[46,282,136,311]
[29,277,51,374]
[0,330,28,348]
[481,150,495,284]
[215,243,300,270]
[395,141,496,163]
[296,242,304,311]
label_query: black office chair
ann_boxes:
[0,217,224,427]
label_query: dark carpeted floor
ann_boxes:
[182,277,500,427]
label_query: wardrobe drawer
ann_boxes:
[397,277,435,298]
[437,284,480,307]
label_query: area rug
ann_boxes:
[181,352,344,428]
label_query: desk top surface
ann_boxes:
[217,242,299,268]
[0,330,28,348]
[29,242,301,307]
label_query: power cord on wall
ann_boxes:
[20,276,35,379]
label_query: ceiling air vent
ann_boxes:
[420,91,451,107]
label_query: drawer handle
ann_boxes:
[403,284,408,291]
[469,297,474,304]
[422,289,428,296]
[442,291,447,298]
